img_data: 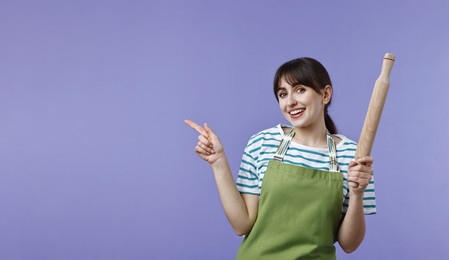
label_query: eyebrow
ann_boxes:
[277,85,300,92]
[277,87,287,92]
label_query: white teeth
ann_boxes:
[290,109,304,115]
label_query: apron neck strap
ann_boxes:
[274,128,340,172]
[273,128,295,161]
[326,130,340,172]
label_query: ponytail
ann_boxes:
[324,111,337,134]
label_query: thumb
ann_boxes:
[348,161,358,168]
[204,123,217,139]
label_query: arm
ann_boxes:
[338,156,374,253]
[185,120,258,236]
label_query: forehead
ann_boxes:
[277,78,307,90]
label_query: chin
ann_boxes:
[290,120,310,129]
[287,121,302,128]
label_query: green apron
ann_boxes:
[236,129,344,260]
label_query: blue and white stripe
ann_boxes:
[236,124,376,215]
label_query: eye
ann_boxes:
[296,87,306,93]
[278,92,287,98]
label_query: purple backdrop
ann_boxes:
[1,1,448,259]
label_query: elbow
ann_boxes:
[337,224,365,254]
[233,227,250,237]
[339,236,362,254]
[340,240,362,254]
[232,224,253,236]
[341,245,358,254]
[230,215,256,236]
[235,231,247,237]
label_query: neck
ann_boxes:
[292,122,328,148]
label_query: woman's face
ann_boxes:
[277,78,328,129]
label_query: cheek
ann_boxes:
[309,95,323,108]
[278,100,286,111]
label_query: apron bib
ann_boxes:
[236,129,344,260]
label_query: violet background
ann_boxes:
[1,0,448,259]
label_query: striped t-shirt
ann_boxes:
[236,124,376,215]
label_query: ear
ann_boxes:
[322,85,332,105]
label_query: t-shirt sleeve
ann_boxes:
[339,138,377,215]
[363,175,376,214]
[236,136,260,195]
[342,176,377,215]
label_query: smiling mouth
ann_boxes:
[289,109,305,116]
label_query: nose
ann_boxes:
[287,94,297,107]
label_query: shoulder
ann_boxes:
[244,124,284,151]
[247,124,284,143]
[333,134,357,156]
[334,134,357,146]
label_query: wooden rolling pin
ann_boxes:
[351,53,395,188]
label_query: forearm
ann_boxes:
[211,155,256,236]
[338,192,366,253]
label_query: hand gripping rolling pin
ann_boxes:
[350,53,395,188]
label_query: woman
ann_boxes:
[185,57,375,259]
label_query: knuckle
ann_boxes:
[351,171,360,177]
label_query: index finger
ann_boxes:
[184,119,207,136]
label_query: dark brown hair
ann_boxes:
[273,57,337,134]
